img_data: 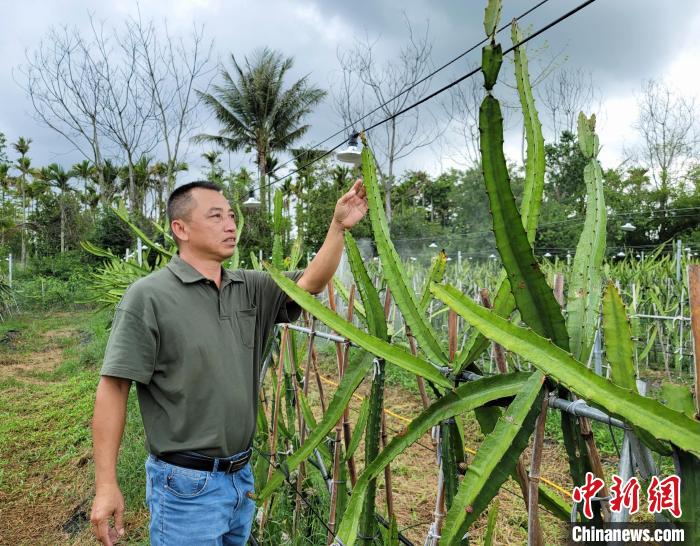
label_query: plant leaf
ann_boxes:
[334,372,532,544]
[345,396,370,462]
[265,264,452,388]
[440,371,545,544]
[360,141,448,365]
[258,350,373,500]
[432,282,700,456]
[345,231,386,339]
[479,93,569,349]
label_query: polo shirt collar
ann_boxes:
[167,254,244,285]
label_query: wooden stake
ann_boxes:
[553,272,565,307]
[527,392,548,546]
[480,289,508,374]
[406,324,431,410]
[260,326,289,533]
[688,264,700,419]
[381,410,395,518]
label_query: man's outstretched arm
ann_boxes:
[297,179,368,295]
[90,375,131,545]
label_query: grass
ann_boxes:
[0,308,150,545]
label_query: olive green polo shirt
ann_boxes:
[100,254,303,457]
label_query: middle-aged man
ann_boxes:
[90,179,368,545]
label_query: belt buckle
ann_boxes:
[226,459,237,473]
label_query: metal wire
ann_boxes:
[247,0,599,196]
[263,0,555,180]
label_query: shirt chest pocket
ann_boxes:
[234,308,257,348]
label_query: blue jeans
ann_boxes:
[145,450,256,545]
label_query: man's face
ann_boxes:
[175,188,237,261]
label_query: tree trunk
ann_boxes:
[385,118,396,225]
[21,180,27,266]
[127,156,136,213]
[60,193,65,253]
[93,124,108,207]
[257,148,267,216]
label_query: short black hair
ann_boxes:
[167,180,223,245]
[167,180,222,222]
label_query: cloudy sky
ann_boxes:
[1,0,699,181]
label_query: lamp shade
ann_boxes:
[336,134,363,166]
[243,190,261,209]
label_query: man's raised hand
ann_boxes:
[333,179,369,230]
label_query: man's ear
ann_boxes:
[171,219,189,242]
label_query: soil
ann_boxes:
[0,327,77,382]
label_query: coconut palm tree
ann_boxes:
[194,48,326,215]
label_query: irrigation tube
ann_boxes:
[630,313,691,322]
[454,370,628,429]
[545,396,627,430]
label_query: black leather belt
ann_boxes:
[158,449,251,474]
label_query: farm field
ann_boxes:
[1,0,699,543]
[1,304,690,545]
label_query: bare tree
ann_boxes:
[20,13,212,212]
[333,16,440,223]
[634,79,698,208]
[443,64,482,166]
[91,17,159,210]
[128,14,213,193]
[21,25,110,201]
[538,67,599,142]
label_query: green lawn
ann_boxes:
[0,308,149,545]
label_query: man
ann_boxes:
[90,179,368,545]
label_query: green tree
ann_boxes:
[11,137,32,265]
[194,48,326,215]
[536,131,588,256]
[71,160,101,220]
[202,151,224,185]
[40,163,76,253]
[30,191,89,259]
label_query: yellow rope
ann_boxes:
[316,373,572,500]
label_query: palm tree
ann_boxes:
[11,137,31,265]
[97,159,120,207]
[194,48,326,215]
[0,163,10,202]
[42,163,75,253]
[290,147,329,237]
[70,160,100,220]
